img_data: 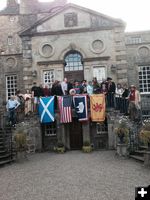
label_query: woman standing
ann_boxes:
[24,89,32,116]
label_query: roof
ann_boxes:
[19,3,125,36]
[0,1,19,15]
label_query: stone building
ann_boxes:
[0,0,150,151]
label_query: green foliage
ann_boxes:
[14,129,27,151]
[83,141,90,146]
[139,122,150,144]
[114,120,129,144]
[57,141,64,148]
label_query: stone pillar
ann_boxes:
[144,152,150,167]
[82,121,90,144]
[65,124,70,150]
[57,122,66,144]
[114,27,128,84]
[107,111,117,149]
[21,36,33,89]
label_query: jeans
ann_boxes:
[8,108,16,125]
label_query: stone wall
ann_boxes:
[125,31,150,88]
[13,116,42,153]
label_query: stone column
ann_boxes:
[114,27,128,84]
[22,36,33,89]
[82,121,90,144]
[107,111,117,149]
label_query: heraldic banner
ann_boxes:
[58,96,72,123]
[73,95,88,121]
[39,97,55,123]
[90,94,106,122]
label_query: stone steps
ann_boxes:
[0,127,13,166]
[130,155,144,162]
[0,159,12,166]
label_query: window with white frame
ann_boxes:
[43,70,55,88]
[96,123,108,134]
[93,66,106,83]
[138,66,150,93]
[7,36,13,45]
[64,51,83,71]
[44,121,57,136]
[126,36,142,45]
[6,75,17,100]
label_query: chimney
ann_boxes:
[19,0,38,14]
[7,0,18,7]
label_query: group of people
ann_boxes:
[6,77,141,126]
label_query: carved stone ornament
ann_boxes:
[64,12,78,27]
[39,43,54,58]
[90,15,116,28]
[6,57,17,67]
[90,40,105,54]
[138,46,150,57]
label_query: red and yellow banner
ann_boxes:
[90,94,106,122]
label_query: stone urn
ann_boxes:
[144,143,150,167]
[82,141,92,153]
[139,123,150,167]
[116,143,128,157]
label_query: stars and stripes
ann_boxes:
[58,96,72,123]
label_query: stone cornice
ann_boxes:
[37,56,110,65]
[21,27,116,37]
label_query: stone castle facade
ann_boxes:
[0,0,150,150]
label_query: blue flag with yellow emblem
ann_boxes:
[73,95,88,121]
[39,97,55,123]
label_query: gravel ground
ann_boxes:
[0,151,150,200]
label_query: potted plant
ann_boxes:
[82,141,92,153]
[54,141,65,153]
[14,129,27,160]
[139,122,150,150]
[139,121,150,167]
[114,120,129,156]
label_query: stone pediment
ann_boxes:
[20,3,125,36]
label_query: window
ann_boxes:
[96,122,108,134]
[43,70,55,88]
[93,66,106,83]
[64,51,83,72]
[7,36,13,45]
[6,75,17,100]
[138,66,150,93]
[126,36,142,44]
[9,16,15,22]
[44,121,57,136]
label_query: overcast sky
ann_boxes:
[0,0,150,32]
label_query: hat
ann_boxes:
[107,77,112,81]
[69,89,76,95]
[130,85,136,88]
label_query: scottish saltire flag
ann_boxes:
[90,94,106,122]
[73,95,88,121]
[39,97,55,123]
[58,96,72,123]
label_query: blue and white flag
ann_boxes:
[39,97,55,123]
[73,95,88,121]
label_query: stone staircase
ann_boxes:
[130,146,148,162]
[0,127,13,166]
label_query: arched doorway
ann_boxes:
[64,50,84,82]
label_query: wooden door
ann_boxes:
[69,118,83,150]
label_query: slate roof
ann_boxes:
[0,2,19,15]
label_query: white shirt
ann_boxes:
[6,99,20,111]
[61,81,68,95]
[115,88,124,97]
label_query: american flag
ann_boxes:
[58,96,72,123]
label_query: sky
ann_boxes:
[0,0,150,32]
